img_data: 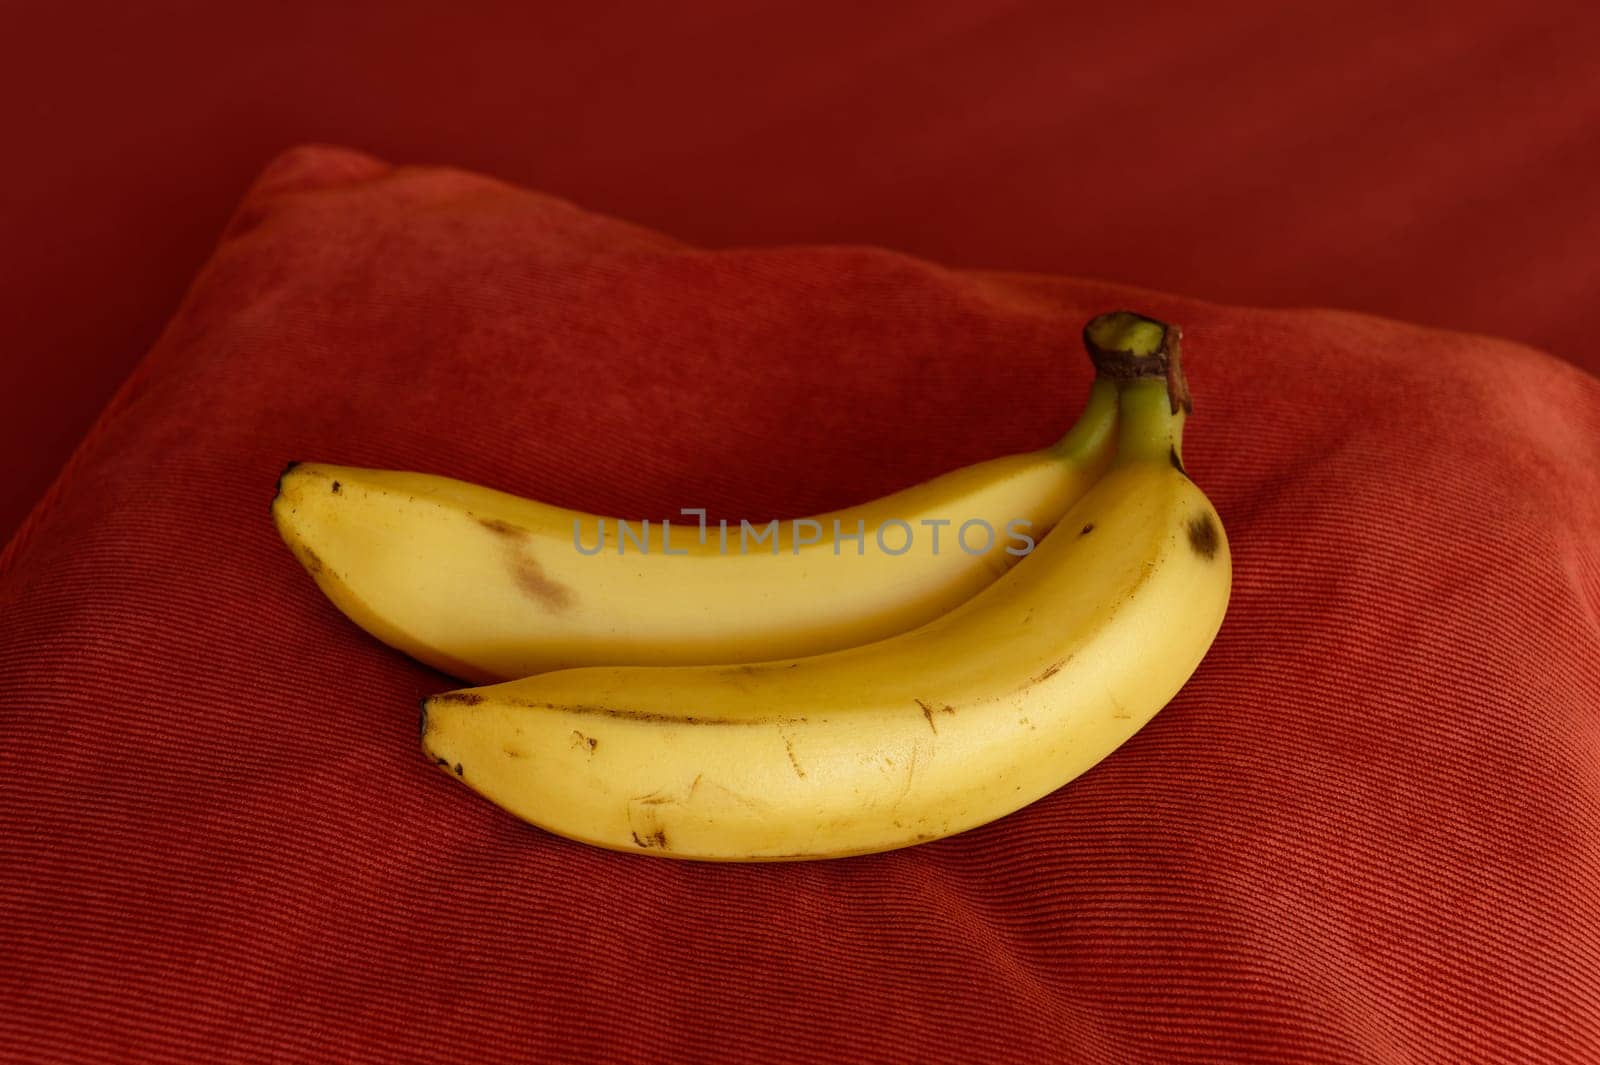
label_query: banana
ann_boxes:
[419,313,1231,860]
[274,373,1119,682]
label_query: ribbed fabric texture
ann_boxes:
[1,146,1597,1063]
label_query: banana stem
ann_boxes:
[1079,310,1190,468]
[1082,310,1191,417]
[1050,377,1119,459]
[1114,378,1185,467]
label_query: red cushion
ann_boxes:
[3,146,1597,1062]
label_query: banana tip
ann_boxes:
[275,460,303,495]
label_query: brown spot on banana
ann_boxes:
[430,692,808,729]
[570,731,598,755]
[430,691,484,706]
[516,699,808,727]
[475,516,575,611]
[631,792,676,807]
[914,699,956,734]
[1185,512,1220,561]
[296,544,324,576]
[627,791,674,851]
[1029,659,1068,685]
[782,735,806,778]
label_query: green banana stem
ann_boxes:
[1050,376,1119,460]
[1080,310,1189,467]
[1114,378,1185,467]
[1082,310,1191,415]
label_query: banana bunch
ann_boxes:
[277,311,1230,861]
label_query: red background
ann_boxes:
[1,143,1596,1063]
[3,1,1599,542]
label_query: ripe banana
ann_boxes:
[420,313,1231,860]
[274,375,1119,682]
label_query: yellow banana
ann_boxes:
[274,375,1118,682]
[420,313,1231,860]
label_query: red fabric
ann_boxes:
[2,146,1599,1063]
[4,3,1600,546]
